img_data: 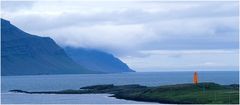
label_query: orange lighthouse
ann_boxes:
[193,71,198,85]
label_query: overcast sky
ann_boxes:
[1,1,239,71]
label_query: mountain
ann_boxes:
[64,47,135,73]
[1,19,97,76]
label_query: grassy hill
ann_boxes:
[10,82,239,104]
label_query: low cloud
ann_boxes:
[121,49,239,71]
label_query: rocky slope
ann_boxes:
[64,47,134,73]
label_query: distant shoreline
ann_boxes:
[2,70,239,76]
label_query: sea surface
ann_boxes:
[1,71,239,104]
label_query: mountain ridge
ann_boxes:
[1,18,134,75]
[1,18,96,75]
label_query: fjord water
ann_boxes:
[1,71,239,104]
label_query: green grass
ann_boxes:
[112,83,239,104]
[139,89,238,104]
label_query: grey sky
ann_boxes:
[1,1,239,71]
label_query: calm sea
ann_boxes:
[1,71,239,104]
